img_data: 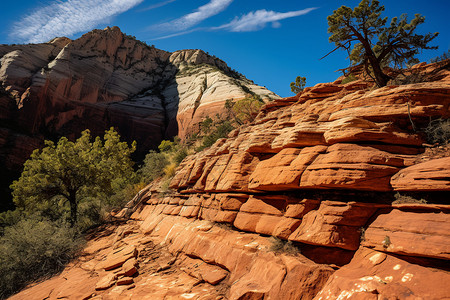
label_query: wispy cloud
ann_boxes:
[153,0,233,32]
[138,0,177,12]
[215,8,318,32]
[152,28,204,40]
[11,0,144,43]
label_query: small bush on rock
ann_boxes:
[393,193,427,204]
[268,237,300,255]
[341,73,357,84]
[430,50,450,63]
[425,118,450,145]
[139,150,169,182]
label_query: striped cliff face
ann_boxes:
[9,60,450,300]
[0,26,278,210]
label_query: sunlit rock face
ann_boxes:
[0,26,277,151]
[9,61,450,299]
[0,26,278,209]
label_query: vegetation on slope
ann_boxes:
[0,128,139,298]
[1,0,447,297]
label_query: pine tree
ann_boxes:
[326,0,438,87]
[290,76,306,94]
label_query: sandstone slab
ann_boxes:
[180,256,228,285]
[95,273,117,290]
[362,209,450,260]
[289,201,378,250]
[391,157,450,191]
[99,244,137,271]
[249,146,327,191]
[315,247,450,300]
[300,144,404,191]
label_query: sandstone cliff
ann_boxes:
[10,61,450,299]
[0,26,278,209]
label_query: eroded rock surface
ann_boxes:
[0,26,278,208]
[9,61,450,299]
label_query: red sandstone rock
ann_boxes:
[229,251,334,300]
[95,273,117,290]
[9,268,97,300]
[215,193,248,211]
[315,247,450,300]
[207,152,260,192]
[99,244,137,271]
[362,209,450,260]
[120,258,138,277]
[289,201,379,250]
[284,199,320,218]
[391,157,450,191]
[239,195,287,215]
[116,276,134,285]
[180,256,228,285]
[249,146,327,190]
[300,144,407,191]
[323,117,423,145]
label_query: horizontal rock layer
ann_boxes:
[171,72,449,193]
[9,61,450,299]
[0,26,279,209]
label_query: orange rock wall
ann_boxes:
[9,62,450,299]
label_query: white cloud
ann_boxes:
[152,28,202,40]
[11,0,144,43]
[139,0,177,12]
[154,0,233,32]
[215,8,318,32]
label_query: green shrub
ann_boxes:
[200,116,213,134]
[197,120,234,151]
[10,128,136,227]
[0,217,82,299]
[158,140,175,152]
[430,50,450,63]
[290,76,306,94]
[393,193,427,204]
[268,237,300,255]
[341,73,357,84]
[231,96,264,124]
[174,148,188,164]
[138,150,169,183]
[0,209,23,234]
[425,118,450,145]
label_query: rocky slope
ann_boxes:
[0,26,278,209]
[10,61,450,299]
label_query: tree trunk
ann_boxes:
[69,192,77,227]
[352,29,392,87]
[370,59,391,87]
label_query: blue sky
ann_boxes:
[1,0,449,97]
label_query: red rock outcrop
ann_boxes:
[10,61,450,299]
[315,247,450,300]
[391,157,450,191]
[0,27,278,210]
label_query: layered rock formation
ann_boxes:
[0,26,278,209]
[9,61,450,299]
[1,27,276,144]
